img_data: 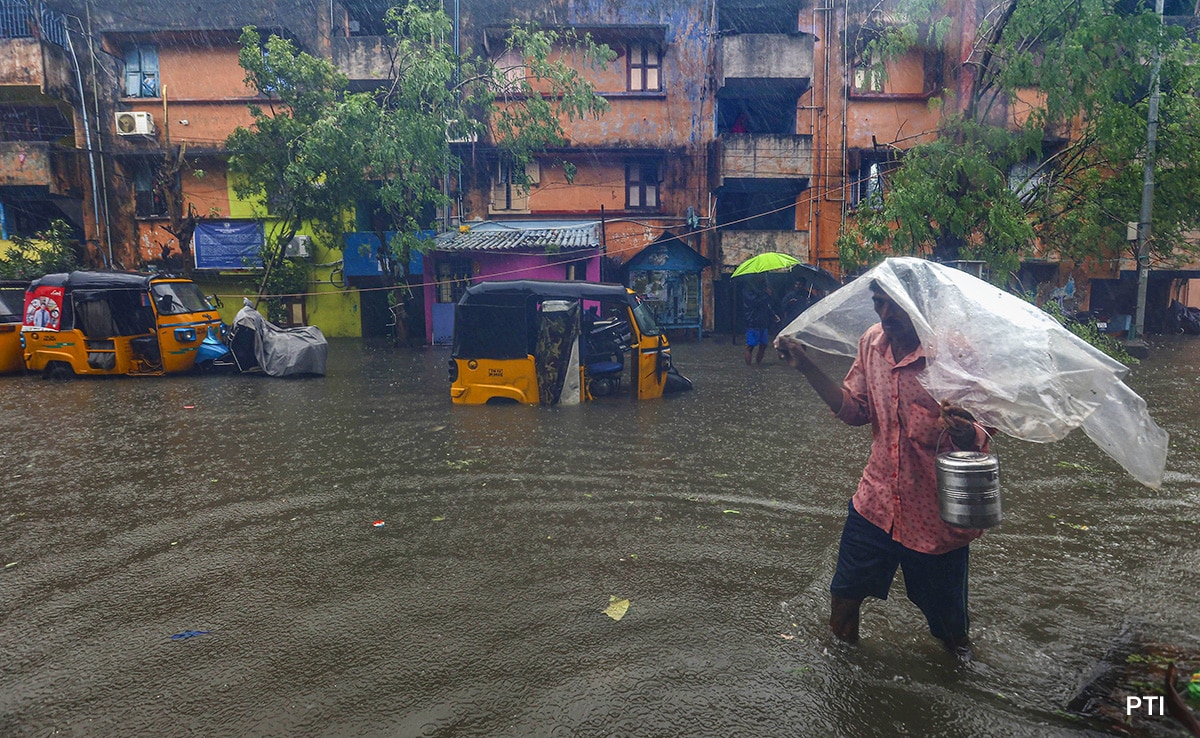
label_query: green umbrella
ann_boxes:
[731,252,801,278]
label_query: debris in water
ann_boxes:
[372,520,385,528]
[170,630,211,641]
[603,596,630,621]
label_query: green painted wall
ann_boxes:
[219,172,363,337]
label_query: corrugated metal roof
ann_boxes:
[436,221,600,252]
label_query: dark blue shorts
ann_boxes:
[830,499,970,640]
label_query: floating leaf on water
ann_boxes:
[432,516,445,522]
[603,596,630,621]
[779,633,795,640]
[4,562,16,569]
[629,553,638,560]
[723,509,741,514]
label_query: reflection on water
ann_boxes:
[1,336,1199,737]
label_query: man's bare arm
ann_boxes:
[776,334,843,414]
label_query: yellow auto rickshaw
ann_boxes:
[449,280,692,405]
[0,280,28,374]
[21,271,222,378]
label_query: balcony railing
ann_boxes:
[0,0,68,48]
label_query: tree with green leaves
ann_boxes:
[227,0,613,323]
[0,219,79,280]
[838,0,1200,280]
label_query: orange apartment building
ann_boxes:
[3,0,1195,339]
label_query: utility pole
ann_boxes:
[1130,0,1166,343]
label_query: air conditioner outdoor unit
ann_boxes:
[285,234,311,258]
[115,111,155,136]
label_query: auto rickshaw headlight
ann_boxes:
[174,328,197,343]
[467,360,478,370]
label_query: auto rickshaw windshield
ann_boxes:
[631,296,661,336]
[152,282,213,314]
[0,285,24,322]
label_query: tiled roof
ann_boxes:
[435,221,600,252]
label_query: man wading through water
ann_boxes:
[775,281,988,660]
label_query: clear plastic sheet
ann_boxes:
[778,257,1168,488]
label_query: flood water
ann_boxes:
[2,335,1199,737]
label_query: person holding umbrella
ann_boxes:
[742,277,778,365]
[775,280,986,660]
[732,253,798,365]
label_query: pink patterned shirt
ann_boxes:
[835,323,988,555]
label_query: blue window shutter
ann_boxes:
[124,46,141,96]
[140,46,159,96]
[124,46,159,97]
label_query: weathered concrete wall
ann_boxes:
[0,141,79,197]
[61,0,331,53]
[0,37,75,100]
[332,36,391,82]
[718,133,813,181]
[0,141,51,187]
[719,230,810,269]
[717,33,814,87]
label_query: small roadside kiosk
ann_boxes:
[624,233,708,339]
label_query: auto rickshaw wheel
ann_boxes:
[44,361,74,380]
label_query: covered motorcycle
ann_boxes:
[201,299,327,377]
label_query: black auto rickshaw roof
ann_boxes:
[454,280,638,360]
[459,279,636,305]
[28,271,175,291]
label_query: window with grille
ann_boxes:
[124,45,159,98]
[134,160,168,218]
[494,47,526,89]
[626,161,660,210]
[436,260,472,304]
[628,43,662,92]
[850,155,893,211]
[490,160,539,213]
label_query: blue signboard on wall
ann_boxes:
[193,221,264,270]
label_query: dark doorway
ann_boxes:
[359,288,392,339]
